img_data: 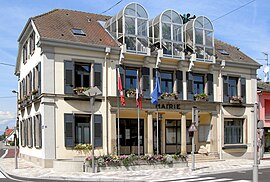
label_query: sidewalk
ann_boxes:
[1,157,270,181]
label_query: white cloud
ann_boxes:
[0,111,15,124]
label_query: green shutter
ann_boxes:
[186,72,194,100]
[241,78,246,104]
[223,76,229,103]
[142,67,150,98]
[94,63,102,91]
[176,70,183,100]
[94,114,103,147]
[64,114,75,147]
[207,74,214,102]
[64,61,74,95]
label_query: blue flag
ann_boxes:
[151,76,161,105]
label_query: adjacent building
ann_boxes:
[15,3,260,168]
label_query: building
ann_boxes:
[15,3,260,168]
[257,81,270,158]
[4,128,15,146]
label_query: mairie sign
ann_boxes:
[157,103,180,110]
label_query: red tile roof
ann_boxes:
[32,9,119,48]
[5,129,14,137]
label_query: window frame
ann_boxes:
[160,70,174,93]
[224,118,244,144]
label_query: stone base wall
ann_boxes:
[19,153,53,168]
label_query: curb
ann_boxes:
[0,149,8,159]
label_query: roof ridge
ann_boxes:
[31,9,60,20]
[215,38,239,50]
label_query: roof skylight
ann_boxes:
[71,28,86,36]
[218,49,229,55]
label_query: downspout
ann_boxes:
[104,47,110,155]
[219,60,225,160]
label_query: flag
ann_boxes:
[151,74,161,105]
[118,67,126,106]
[136,70,142,109]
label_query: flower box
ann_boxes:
[161,93,177,100]
[73,87,89,95]
[229,96,243,104]
[194,93,208,101]
[126,89,136,98]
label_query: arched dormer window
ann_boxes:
[185,16,215,62]
[150,9,184,58]
[105,3,149,54]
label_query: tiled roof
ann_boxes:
[32,9,119,48]
[258,81,270,92]
[5,129,14,137]
[215,39,260,66]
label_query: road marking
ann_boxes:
[0,171,6,178]
[0,149,8,159]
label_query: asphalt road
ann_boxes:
[160,168,270,182]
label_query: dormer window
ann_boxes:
[71,28,86,36]
[105,3,149,54]
[185,16,215,62]
[150,9,184,58]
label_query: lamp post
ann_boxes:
[83,86,102,173]
[253,102,258,182]
[12,90,18,169]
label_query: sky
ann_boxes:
[0,0,269,134]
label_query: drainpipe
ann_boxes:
[219,60,225,160]
[105,47,111,155]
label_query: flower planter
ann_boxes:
[75,92,85,96]
[195,97,208,102]
[96,160,187,172]
[162,96,175,100]
[127,93,136,98]
[229,100,242,104]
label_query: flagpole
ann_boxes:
[156,105,159,155]
[137,70,140,156]
[117,67,120,156]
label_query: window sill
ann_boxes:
[222,144,247,150]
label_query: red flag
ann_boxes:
[136,70,142,109]
[118,68,126,106]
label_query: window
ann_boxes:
[224,119,243,144]
[166,120,181,145]
[75,63,91,88]
[64,114,102,147]
[29,32,35,55]
[20,120,25,147]
[228,77,238,97]
[193,74,204,95]
[71,28,86,36]
[149,10,183,57]
[125,68,137,91]
[223,76,246,103]
[34,115,42,148]
[23,43,27,64]
[217,49,229,55]
[64,61,102,95]
[160,71,173,93]
[27,118,33,147]
[75,115,91,144]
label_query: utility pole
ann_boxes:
[263,52,269,82]
[253,102,258,182]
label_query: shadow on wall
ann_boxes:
[224,107,245,116]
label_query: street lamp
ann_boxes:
[83,86,102,173]
[12,90,18,169]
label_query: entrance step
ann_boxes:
[187,153,220,163]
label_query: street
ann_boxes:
[155,168,270,182]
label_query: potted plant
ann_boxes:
[73,87,89,95]
[31,89,38,99]
[194,93,208,101]
[73,143,92,156]
[161,92,177,100]
[229,96,243,104]
[126,89,136,97]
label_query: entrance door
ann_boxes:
[118,119,144,155]
[264,129,270,154]
[153,119,161,154]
